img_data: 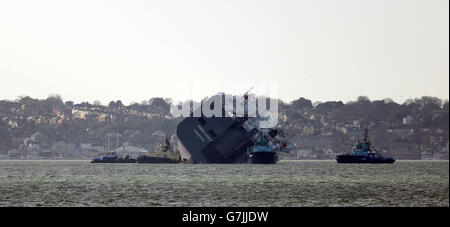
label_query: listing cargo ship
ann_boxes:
[176,91,295,164]
[336,128,395,164]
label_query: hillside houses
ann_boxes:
[0,95,448,160]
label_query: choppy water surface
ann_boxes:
[0,160,448,207]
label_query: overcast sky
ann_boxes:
[0,0,448,104]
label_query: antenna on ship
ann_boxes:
[152,127,171,150]
[364,128,369,143]
[107,134,110,153]
[116,133,119,150]
[243,86,254,100]
[164,124,171,146]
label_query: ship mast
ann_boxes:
[364,127,373,152]
[364,128,369,143]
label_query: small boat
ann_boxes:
[336,128,395,164]
[91,152,136,163]
[136,132,181,164]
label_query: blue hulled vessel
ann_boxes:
[336,128,395,164]
[247,134,278,164]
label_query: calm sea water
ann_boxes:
[0,160,448,207]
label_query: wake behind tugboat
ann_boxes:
[336,128,395,164]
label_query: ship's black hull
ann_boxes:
[247,152,278,164]
[336,155,395,164]
[136,156,180,164]
[176,116,254,164]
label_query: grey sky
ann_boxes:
[0,0,448,104]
